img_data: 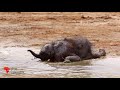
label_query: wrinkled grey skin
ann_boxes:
[28,37,106,62]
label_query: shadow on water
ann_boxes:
[0,47,120,78]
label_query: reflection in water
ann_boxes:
[0,47,120,78]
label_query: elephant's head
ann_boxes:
[28,43,54,61]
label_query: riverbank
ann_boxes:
[0,12,120,56]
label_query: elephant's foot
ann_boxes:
[99,49,106,56]
[92,49,106,58]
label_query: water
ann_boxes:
[0,47,120,78]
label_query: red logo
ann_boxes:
[4,67,10,74]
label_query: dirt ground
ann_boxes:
[0,12,120,56]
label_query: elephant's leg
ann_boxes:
[64,55,81,63]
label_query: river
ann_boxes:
[0,47,120,78]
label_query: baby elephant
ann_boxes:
[28,37,106,62]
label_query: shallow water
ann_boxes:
[0,47,120,78]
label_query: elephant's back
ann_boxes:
[64,37,92,58]
[53,40,74,55]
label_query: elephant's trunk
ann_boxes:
[27,50,40,58]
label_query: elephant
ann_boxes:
[28,37,106,62]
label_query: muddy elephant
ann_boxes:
[28,37,106,62]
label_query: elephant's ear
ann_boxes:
[78,44,83,49]
[50,50,55,56]
[50,44,55,55]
